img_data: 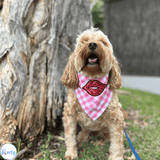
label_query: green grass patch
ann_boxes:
[119,87,160,159]
[118,87,160,116]
[38,132,54,160]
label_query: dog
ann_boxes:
[61,28,127,160]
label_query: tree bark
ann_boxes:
[0,0,93,145]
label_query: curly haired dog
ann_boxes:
[61,28,127,160]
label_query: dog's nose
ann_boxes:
[88,42,97,51]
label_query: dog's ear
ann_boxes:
[109,56,122,89]
[61,53,79,89]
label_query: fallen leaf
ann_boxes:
[50,149,57,153]
[78,149,84,158]
[143,121,149,126]
[146,116,150,119]
[77,142,82,149]
[149,120,153,124]
[134,120,139,125]
[105,153,109,157]
[133,132,137,136]
[126,122,131,126]
[124,153,136,160]
[91,131,98,136]
[54,136,65,141]
[32,152,42,159]
[96,139,106,146]
[90,140,95,145]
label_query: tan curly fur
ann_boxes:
[61,28,127,160]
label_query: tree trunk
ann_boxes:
[0,0,93,146]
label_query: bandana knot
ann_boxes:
[75,72,112,121]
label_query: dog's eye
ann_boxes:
[82,41,87,44]
[101,41,106,46]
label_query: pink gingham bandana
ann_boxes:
[75,72,112,121]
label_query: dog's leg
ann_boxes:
[108,108,125,160]
[77,128,89,149]
[63,106,77,160]
[77,123,89,143]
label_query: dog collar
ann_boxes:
[75,72,112,121]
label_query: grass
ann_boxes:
[118,87,160,159]
[56,137,110,160]
[38,132,54,160]
[56,87,160,160]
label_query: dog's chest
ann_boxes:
[76,104,107,131]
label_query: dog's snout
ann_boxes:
[88,42,97,51]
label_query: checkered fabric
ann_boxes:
[75,72,112,121]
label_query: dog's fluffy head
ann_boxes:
[61,28,122,89]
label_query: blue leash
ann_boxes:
[124,127,141,160]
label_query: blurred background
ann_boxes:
[91,0,160,94]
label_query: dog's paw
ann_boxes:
[77,130,89,143]
[64,150,77,160]
[64,155,77,160]
[108,155,124,160]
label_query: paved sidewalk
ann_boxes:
[122,75,160,95]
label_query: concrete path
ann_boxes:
[122,75,160,95]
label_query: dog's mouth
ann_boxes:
[85,52,99,66]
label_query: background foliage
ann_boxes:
[91,0,104,31]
